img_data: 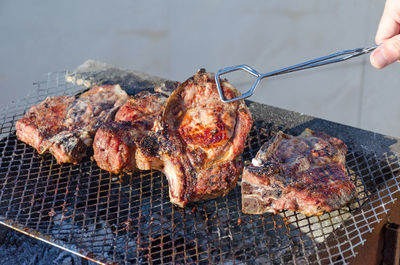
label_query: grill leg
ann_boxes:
[382,223,400,265]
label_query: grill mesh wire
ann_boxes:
[0,72,399,264]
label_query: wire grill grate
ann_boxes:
[0,72,400,264]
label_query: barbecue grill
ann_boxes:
[1,61,400,264]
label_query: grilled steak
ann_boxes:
[16,95,75,154]
[115,91,167,126]
[16,85,128,164]
[144,69,253,207]
[93,121,140,173]
[93,90,170,173]
[241,129,355,216]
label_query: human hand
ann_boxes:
[370,0,400,69]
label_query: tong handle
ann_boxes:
[216,44,379,103]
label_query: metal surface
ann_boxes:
[0,71,400,264]
[215,45,378,103]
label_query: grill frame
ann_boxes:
[0,69,400,264]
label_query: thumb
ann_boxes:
[370,34,400,69]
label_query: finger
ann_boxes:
[370,34,400,68]
[375,0,400,43]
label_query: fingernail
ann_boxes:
[371,48,389,68]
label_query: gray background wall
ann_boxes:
[1,0,399,136]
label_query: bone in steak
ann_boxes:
[16,85,128,164]
[93,90,170,173]
[241,129,355,216]
[143,69,253,207]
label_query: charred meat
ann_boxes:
[93,91,169,173]
[92,121,141,173]
[145,69,253,207]
[241,129,355,216]
[16,95,75,155]
[16,85,128,164]
[17,71,253,208]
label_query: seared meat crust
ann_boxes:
[16,96,75,154]
[150,69,253,207]
[92,122,139,173]
[93,90,172,173]
[115,91,166,126]
[241,129,355,216]
[16,85,128,164]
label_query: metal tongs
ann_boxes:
[215,45,379,103]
